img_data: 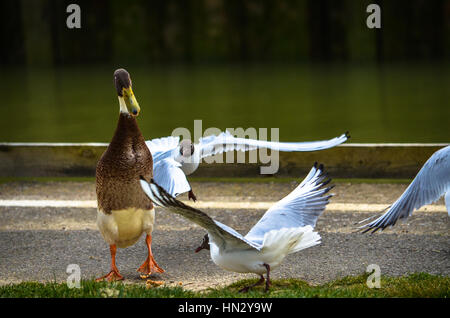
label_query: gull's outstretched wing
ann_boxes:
[140,178,262,250]
[245,163,333,245]
[197,131,349,160]
[153,158,191,197]
[358,145,450,233]
[146,136,180,156]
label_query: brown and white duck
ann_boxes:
[95,68,164,281]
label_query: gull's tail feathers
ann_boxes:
[262,225,321,255]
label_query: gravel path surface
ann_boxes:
[0,181,448,290]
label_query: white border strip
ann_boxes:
[0,200,446,212]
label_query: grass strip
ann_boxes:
[0,273,448,298]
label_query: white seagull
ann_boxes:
[139,163,333,291]
[146,131,348,201]
[358,145,450,233]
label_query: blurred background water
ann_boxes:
[1,0,449,143]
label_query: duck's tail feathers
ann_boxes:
[262,225,321,255]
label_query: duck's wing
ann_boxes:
[245,163,333,245]
[146,136,180,156]
[140,178,262,250]
[197,131,349,159]
[357,145,450,233]
[152,158,191,197]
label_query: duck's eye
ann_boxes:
[132,109,138,115]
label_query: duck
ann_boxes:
[95,68,164,281]
[146,131,348,201]
[357,145,450,233]
[139,162,332,291]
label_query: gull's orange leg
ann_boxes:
[96,244,124,282]
[137,234,164,275]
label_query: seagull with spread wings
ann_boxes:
[146,131,348,201]
[139,163,332,292]
[358,145,450,233]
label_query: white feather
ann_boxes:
[139,163,331,276]
[152,158,191,197]
[145,136,180,157]
[359,145,450,232]
[245,163,332,245]
[145,131,348,197]
[197,130,349,160]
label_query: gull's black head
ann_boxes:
[195,234,210,253]
[179,139,195,157]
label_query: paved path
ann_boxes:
[0,181,448,290]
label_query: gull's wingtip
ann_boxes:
[312,163,333,189]
[318,163,324,172]
[322,179,333,188]
[345,131,351,139]
[354,219,389,235]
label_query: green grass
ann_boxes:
[1,273,448,298]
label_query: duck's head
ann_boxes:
[179,139,195,157]
[195,234,210,253]
[114,68,140,117]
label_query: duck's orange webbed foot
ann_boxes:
[96,244,124,282]
[137,256,164,276]
[137,234,164,276]
[96,269,124,282]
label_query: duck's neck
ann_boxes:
[109,112,144,149]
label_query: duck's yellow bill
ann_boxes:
[122,87,140,116]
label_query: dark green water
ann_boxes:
[1,63,449,143]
